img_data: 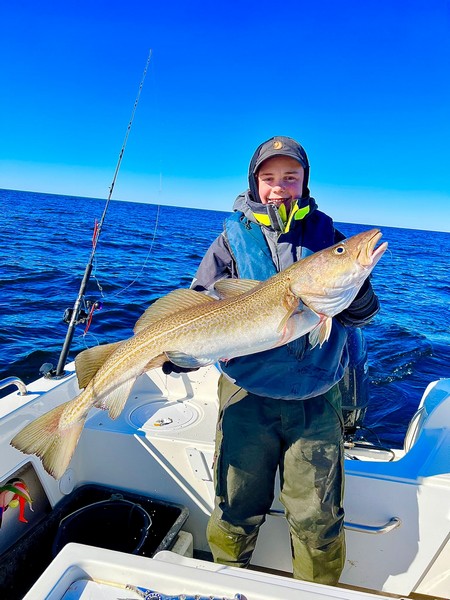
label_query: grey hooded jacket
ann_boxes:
[191,136,380,399]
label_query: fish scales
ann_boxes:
[11,228,388,479]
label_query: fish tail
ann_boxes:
[10,400,86,480]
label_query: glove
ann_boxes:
[162,361,200,375]
[336,279,380,327]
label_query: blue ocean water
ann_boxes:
[1,188,449,447]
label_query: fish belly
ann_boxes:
[172,305,318,363]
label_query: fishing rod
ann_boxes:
[52,49,153,378]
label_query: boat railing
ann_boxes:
[0,377,28,396]
[268,509,402,534]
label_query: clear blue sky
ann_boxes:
[1,1,449,232]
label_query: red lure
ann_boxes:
[0,478,33,527]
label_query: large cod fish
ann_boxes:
[11,229,387,479]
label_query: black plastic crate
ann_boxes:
[0,484,189,600]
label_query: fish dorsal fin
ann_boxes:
[214,278,260,299]
[133,289,215,334]
[75,341,123,390]
[94,377,136,420]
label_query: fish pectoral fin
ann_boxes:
[277,307,298,333]
[308,317,333,348]
[75,342,124,390]
[144,354,166,372]
[95,378,136,420]
[214,278,261,299]
[276,294,301,333]
[134,289,215,334]
[165,351,211,369]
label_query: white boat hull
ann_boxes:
[1,366,449,599]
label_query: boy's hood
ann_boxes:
[233,136,316,231]
[248,136,311,204]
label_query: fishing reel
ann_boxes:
[62,301,103,325]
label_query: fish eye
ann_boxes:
[334,245,346,255]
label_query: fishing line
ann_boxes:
[89,202,162,306]
[93,48,153,254]
[111,203,161,298]
[90,256,104,297]
[78,330,102,349]
[53,49,153,378]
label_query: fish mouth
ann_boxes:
[359,230,388,267]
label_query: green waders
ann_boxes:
[207,375,345,585]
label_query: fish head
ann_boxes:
[289,228,387,316]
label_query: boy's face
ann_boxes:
[257,155,304,211]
